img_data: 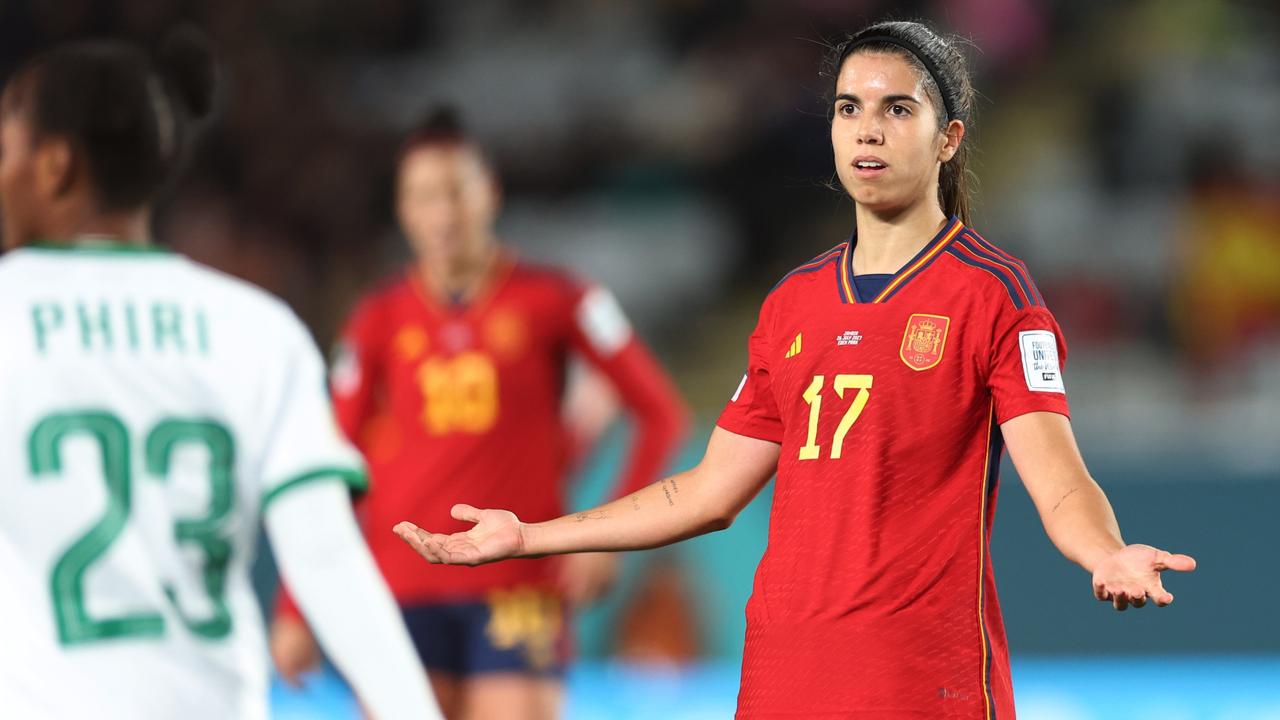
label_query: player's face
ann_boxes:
[396,144,499,269]
[830,52,962,216]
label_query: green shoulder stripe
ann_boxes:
[261,466,368,511]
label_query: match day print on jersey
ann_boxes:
[899,313,950,371]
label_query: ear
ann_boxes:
[938,119,965,163]
[35,136,76,199]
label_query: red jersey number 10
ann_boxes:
[417,352,500,434]
[799,374,872,460]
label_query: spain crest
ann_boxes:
[899,313,950,371]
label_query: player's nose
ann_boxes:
[855,114,884,145]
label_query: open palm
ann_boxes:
[1092,544,1197,611]
[394,504,525,566]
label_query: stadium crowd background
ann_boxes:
[1,1,1275,717]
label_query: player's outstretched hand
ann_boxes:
[1091,544,1197,611]
[394,504,526,566]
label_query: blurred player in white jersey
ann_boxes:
[0,29,441,720]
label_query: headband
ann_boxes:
[842,34,958,122]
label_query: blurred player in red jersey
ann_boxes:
[270,108,689,719]
[394,21,1197,719]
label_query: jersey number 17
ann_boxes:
[798,374,873,460]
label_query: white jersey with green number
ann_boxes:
[0,242,366,720]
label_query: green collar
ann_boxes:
[25,236,173,255]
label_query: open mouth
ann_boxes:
[852,157,888,177]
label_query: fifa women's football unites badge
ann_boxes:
[899,313,951,371]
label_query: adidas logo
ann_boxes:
[785,333,802,358]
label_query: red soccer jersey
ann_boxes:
[325,253,687,604]
[717,217,1068,719]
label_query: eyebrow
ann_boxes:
[834,93,923,106]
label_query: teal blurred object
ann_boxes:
[272,656,1280,719]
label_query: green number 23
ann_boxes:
[29,411,236,646]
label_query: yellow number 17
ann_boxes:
[799,374,872,460]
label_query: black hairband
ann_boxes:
[843,34,957,122]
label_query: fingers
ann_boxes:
[451,503,481,523]
[1093,580,1108,602]
[393,522,477,566]
[393,522,431,558]
[393,522,443,563]
[1148,580,1175,607]
[1104,587,1175,611]
[1153,550,1197,573]
[1109,588,1147,611]
[392,521,423,548]
[1096,583,1161,611]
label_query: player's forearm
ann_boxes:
[1003,412,1125,573]
[265,482,443,719]
[522,466,728,556]
[1038,476,1125,573]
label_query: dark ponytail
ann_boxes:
[826,21,976,224]
[7,26,217,210]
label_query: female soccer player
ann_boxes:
[0,31,439,719]
[393,20,1197,718]
[270,109,689,719]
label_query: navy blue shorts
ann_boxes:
[401,587,569,677]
